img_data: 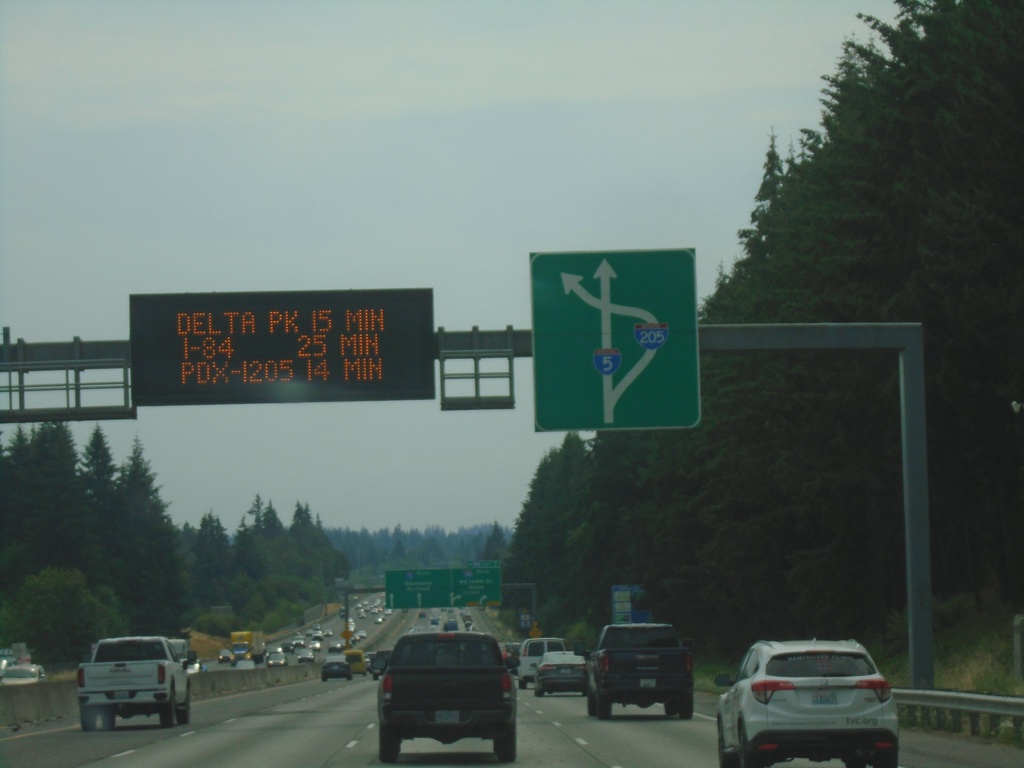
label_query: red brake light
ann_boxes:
[601,655,610,673]
[855,677,892,702]
[78,668,85,687]
[158,664,166,685]
[381,671,393,700]
[501,672,513,698]
[751,679,795,704]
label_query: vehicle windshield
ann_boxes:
[3,667,36,679]
[766,652,876,678]
[391,639,499,667]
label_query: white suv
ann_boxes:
[715,639,898,768]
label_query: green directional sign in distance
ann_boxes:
[385,569,452,609]
[530,249,700,431]
[453,566,502,607]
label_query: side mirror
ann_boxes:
[187,650,198,664]
[573,641,585,656]
[506,656,520,670]
[714,673,734,687]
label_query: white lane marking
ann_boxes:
[574,738,588,746]
[111,750,136,758]
[346,740,358,748]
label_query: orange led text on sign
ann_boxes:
[175,308,386,386]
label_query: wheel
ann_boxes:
[586,692,596,716]
[379,723,400,763]
[159,702,175,728]
[738,723,763,768]
[534,685,543,697]
[596,691,612,720]
[101,706,116,730]
[718,717,740,768]
[79,706,97,732]
[321,675,327,681]
[665,700,678,717]
[494,723,517,762]
[176,687,191,725]
[678,692,694,720]
[518,677,527,690]
[871,752,898,768]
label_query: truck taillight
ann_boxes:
[158,664,166,685]
[501,672,513,699]
[751,679,794,704]
[855,677,893,702]
[601,654,610,674]
[78,668,85,687]
[381,672,393,702]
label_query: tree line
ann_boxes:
[503,0,1024,655]
[0,421,509,662]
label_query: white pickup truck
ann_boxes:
[77,636,195,731]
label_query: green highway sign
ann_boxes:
[530,249,701,431]
[385,569,452,609]
[453,566,501,607]
[385,567,502,609]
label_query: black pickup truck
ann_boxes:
[376,631,520,763]
[583,622,694,720]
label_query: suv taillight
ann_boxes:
[158,664,166,685]
[381,672,393,702]
[855,677,892,702]
[501,672,513,700]
[751,679,795,704]
[601,655,611,674]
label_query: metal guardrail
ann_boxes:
[894,688,1024,739]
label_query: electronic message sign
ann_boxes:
[130,289,434,406]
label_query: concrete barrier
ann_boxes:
[0,663,319,727]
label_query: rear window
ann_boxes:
[94,641,167,663]
[391,638,500,667]
[526,640,564,657]
[601,627,681,649]
[766,652,876,678]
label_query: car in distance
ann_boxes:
[715,639,898,768]
[296,648,316,664]
[518,637,566,689]
[321,655,353,681]
[534,651,586,696]
[217,648,234,664]
[266,651,288,667]
[280,639,295,653]
[1,664,46,684]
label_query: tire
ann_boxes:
[596,691,612,720]
[79,706,97,732]
[518,677,527,690]
[494,723,517,763]
[718,717,740,768]
[101,706,117,730]
[738,723,762,768]
[586,692,596,716]
[534,686,543,697]
[871,752,899,768]
[379,723,400,763]
[678,692,694,720]
[176,687,191,725]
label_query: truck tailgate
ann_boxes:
[82,661,162,691]
[389,668,507,711]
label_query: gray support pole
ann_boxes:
[899,328,934,688]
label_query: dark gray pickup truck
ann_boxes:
[376,631,519,763]
[583,622,694,720]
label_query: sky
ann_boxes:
[1,0,896,534]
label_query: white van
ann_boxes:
[518,637,566,689]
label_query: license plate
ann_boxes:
[640,678,656,688]
[114,690,130,700]
[436,710,459,724]
[813,691,838,705]
[561,668,572,674]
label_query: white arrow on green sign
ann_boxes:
[530,248,701,431]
